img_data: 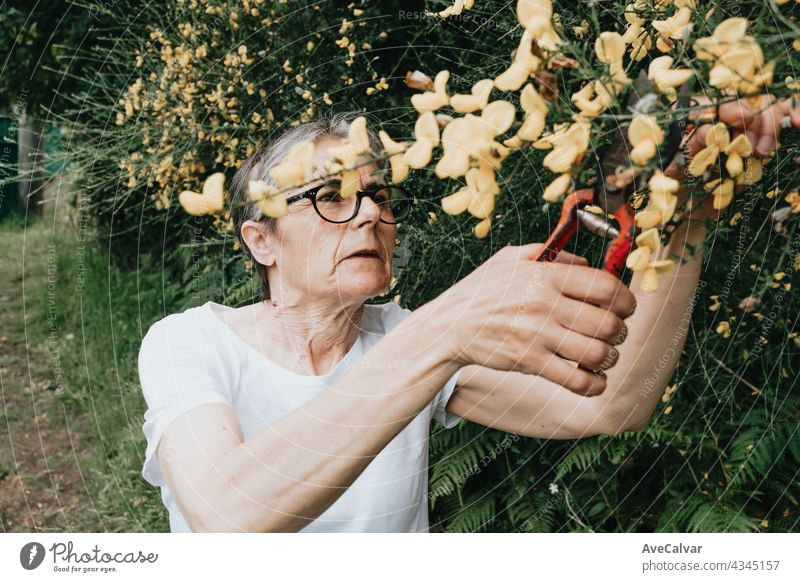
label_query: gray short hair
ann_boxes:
[230,111,385,302]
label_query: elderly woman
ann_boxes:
[138,101,797,532]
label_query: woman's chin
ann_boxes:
[336,273,391,299]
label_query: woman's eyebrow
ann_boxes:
[320,174,385,189]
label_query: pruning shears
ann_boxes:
[532,71,692,278]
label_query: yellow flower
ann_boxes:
[622,4,653,62]
[785,191,800,213]
[516,0,561,51]
[704,177,735,210]
[640,260,675,291]
[477,100,516,137]
[709,38,772,93]
[436,118,475,179]
[687,122,729,177]
[542,120,591,173]
[494,28,542,91]
[474,217,492,239]
[626,228,675,291]
[403,112,440,169]
[694,18,749,62]
[647,55,693,99]
[326,116,374,198]
[410,70,450,113]
[347,115,372,156]
[248,180,287,218]
[627,29,652,61]
[625,246,652,272]
[635,170,680,228]
[572,19,589,39]
[638,226,663,250]
[652,5,693,41]
[450,79,494,114]
[466,163,500,219]
[716,321,732,338]
[435,101,515,179]
[634,202,670,229]
[723,134,753,178]
[438,0,475,19]
[595,31,630,88]
[515,83,548,143]
[179,172,226,216]
[543,173,572,202]
[570,63,629,119]
[595,31,626,64]
[694,19,773,94]
[570,83,599,117]
[628,114,664,166]
[269,141,315,188]
[378,130,409,184]
[441,185,472,216]
[441,163,500,221]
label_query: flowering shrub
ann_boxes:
[64,0,800,532]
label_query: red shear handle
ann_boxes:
[533,188,636,279]
[532,189,595,263]
[603,202,636,278]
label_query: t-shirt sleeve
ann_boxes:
[381,302,462,430]
[432,367,463,429]
[138,314,233,487]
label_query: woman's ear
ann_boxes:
[240,219,277,267]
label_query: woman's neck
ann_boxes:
[257,296,364,376]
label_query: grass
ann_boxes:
[51,219,176,531]
[3,195,181,531]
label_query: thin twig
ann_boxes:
[709,355,762,396]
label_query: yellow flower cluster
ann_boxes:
[171,0,791,295]
[625,224,676,292]
[391,0,564,237]
[635,171,681,230]
[245,116,375,218]
[116,8,275,214]
[120,0,382,220]
[694,18,774,98]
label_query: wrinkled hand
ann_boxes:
[685,94,800,158]
[437,243,636,396]
[667,94,800,221]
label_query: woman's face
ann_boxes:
[242,134,398,306]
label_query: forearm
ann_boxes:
[450,363,624,439]
[207,301,460,532]
[598,220,707,432]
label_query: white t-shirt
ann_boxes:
[138,300,463,533]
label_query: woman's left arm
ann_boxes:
[445,219,706,438]
[586,218,707,431]
[445,93,799,439]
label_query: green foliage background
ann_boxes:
[14,0,800,531]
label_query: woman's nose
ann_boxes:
[353,192,382,223]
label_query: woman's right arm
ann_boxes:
[157,243,635,532]
[157,301,461,533]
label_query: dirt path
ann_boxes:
[0,211,101,532]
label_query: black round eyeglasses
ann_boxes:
[284,181,415,224]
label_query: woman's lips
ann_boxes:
[345,254,381,261]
